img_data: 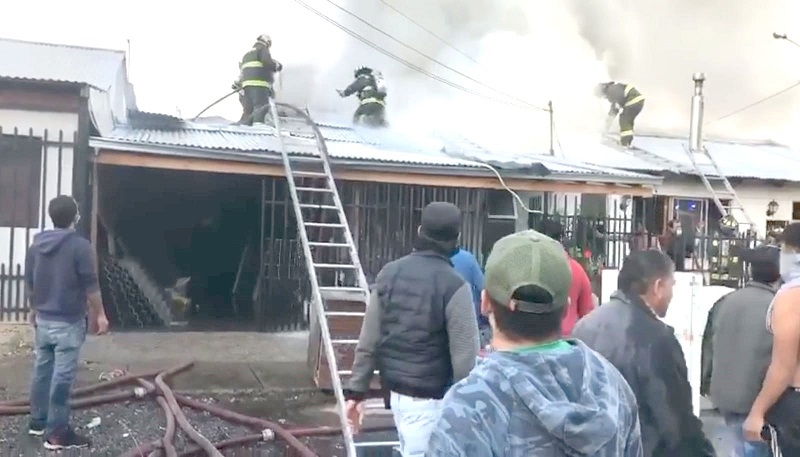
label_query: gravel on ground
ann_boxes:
[0,390,358,457]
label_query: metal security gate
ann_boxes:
[253,178,488,333]
[0,128,74,322]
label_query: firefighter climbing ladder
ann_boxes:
[683,145,755,234]
[268,99,399,457]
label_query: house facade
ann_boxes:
[86,111,661,331]
[0,38,131,321]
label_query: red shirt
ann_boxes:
[561,256,595,335]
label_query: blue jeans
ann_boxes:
[390,391,443,457]
[29,317,86,435]
[717,413,771,457]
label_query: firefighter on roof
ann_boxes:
[336,66,387,127]
[238,34,282,126]
[597,81,645,147]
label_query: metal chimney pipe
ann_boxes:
[689,72,705,151]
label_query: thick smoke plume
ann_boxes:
[271,0,800,150]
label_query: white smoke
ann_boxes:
[271,0,800,149]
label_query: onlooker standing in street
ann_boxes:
[744,222,800,453]
[706,245,779,457]
[343,202,479,457]
[450,245,488,348]
[428,230,643,456]
[572,250,715,456]
[24,195,109,450]
[538,218,595,334]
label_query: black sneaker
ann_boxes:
[27,421,45,436]
[43,429,91,450]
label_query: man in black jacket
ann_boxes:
[573,250,715,456]
[343,202,479,456]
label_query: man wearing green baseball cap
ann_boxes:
[427,230,643,456]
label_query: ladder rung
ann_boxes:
[304,222,345,228]
[332,339,359,345]
[314,263,356,269]
[354,442,401,448]
[326,311,365,317]
[309,242,350,247]
[320,286,365,293]
[338,370,379,375]
[290,154,323,160]
[293,171,327,178]
[296,186,331,192]
[299,203,337,210]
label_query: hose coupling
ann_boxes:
[261,429,275,441]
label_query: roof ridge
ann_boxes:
[0,36,125,54]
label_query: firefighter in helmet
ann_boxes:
[596,81,645,147]
[238,34,282,126]
[336,66,387,127]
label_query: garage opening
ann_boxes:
[96,164,309,332]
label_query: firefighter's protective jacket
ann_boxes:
[240,44,281,88]
[342,75,386,106]
[605,83,645,116]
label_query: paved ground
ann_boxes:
[0,324,729,456]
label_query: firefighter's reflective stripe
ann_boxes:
[360,97,385,106]
[241,61,264,69]
[625,95,645,107]
[623,84,645,107]
[620,130,634,137]
[241,80,271,88]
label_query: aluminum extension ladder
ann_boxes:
[684,145,755,234]
[268,99,399,457]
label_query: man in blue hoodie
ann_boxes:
[428,230,643,456]
[450,247,489,347]
[24,195,109,450]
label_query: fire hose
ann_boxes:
[0,362,393,456]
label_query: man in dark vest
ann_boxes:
[343,202,479,456]
[238,34,282,126]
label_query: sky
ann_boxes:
[2,0,799,152]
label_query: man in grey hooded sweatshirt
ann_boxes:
[428,230,642,456]
[24,195,109,450]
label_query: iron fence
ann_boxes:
[529,193,762,293]
[0,128,75,322]
[253,178,488,332]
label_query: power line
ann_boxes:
[291,0,516,108]
[299,0,548,112]
[706,80,800,126]
[378,0,481,66]
[325,0,548,111]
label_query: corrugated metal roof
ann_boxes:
[558,137,667,172]
[101,124,480,168]
[629,135,800,180]
[0,37,125,89]
[435,134,658,180]
[99,122,660,183]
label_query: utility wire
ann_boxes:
[325,0,548,111]
[378,0,481,66]
[292,0,516,108]
[706,80,800,126]
[297,0,548,112]
[292,0,564,169]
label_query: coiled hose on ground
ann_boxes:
[0,362,393,456]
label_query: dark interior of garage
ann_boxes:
[97,164,268,330]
